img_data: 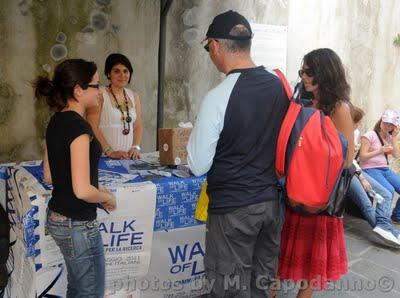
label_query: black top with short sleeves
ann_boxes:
[46,111,101,220]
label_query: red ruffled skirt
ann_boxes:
[278,208,348,289]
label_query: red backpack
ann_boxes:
[274,69,349,216]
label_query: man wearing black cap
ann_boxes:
[187,10,289,297]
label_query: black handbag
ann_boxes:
[323,166,356,217]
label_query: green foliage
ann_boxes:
[394,33,400,47]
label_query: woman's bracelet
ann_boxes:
[131,145,141,151]
[104,146,112,155]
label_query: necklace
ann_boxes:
[109,86,132,135]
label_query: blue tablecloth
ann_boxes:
[1,158,207,298]
[21,158,205,232]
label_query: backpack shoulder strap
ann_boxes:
[273,69,299,177]
[273,69,293,100]
[374,129,389,165]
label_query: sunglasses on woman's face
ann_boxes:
[87,83,100,89]
[298,68,315,77]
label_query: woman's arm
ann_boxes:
[87,94,128,159]
[358,173,373,192]
[86,95,109,152]
[43,144,52,184]
[331,101,355,168]
[128,92,144,159]
[358,137,385,161]
[70,134,115,206]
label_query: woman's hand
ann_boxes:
[359,176,372,192]
[382,144,393,154]
[128,147,140,160]
[102,195,116,211]
[100,187,117,211]
[99,185,109,193]
[392,127,400,138]
[107,150,129,159]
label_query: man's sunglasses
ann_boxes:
[87,83,100,89]
[203,39,218,52]
[298,68,314,77]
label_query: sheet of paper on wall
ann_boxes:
[250,23,287,74]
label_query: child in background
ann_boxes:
[359,110,400,224]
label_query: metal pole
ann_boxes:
[157,0,173,150]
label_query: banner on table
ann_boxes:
[98,182,157,294]
[154,176,205,231]
[4,238,35,298]
[139,225,207,298]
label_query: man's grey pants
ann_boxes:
[204,200,283,298]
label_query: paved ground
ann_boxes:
[277,212,400,297]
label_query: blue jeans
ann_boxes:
[347,172,398,236]
[46,210,105,298]
[363,167,400,220]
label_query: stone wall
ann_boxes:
[0,0,159,162]
[286,0,400,133]
[167,0,400,134]
[0,0,399,163]
[163,0,289,127]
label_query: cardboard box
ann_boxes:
[158,128,192,165]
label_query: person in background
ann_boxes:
[347,106,400,247]
[359,110,400,224]
[187,10,289,297]
[35,59,116,298]
[87,53,143,159]
[279,48,354,298]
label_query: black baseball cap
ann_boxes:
[205,10,253,41]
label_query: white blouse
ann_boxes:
[99,87,137,151]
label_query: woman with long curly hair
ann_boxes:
[278,48,355,298]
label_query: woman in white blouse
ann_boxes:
[87,53,143,159]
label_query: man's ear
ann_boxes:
[211,39,219,53]
[211,39,223,57]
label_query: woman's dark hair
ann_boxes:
[104,53,133,83]
[34,59,97,111]
[302,48,351,115]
